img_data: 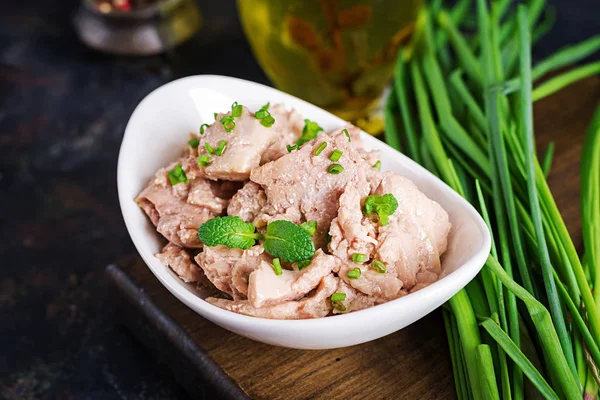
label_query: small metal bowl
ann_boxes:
[73,0,201,55]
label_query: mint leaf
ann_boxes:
[198,216,260,249]
[263,220,315,263]
[364,194,398,226]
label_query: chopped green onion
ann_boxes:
[188,138,200,149]
[231,102,242,117]
[342,128,351,142]
[255,103,275,127]
[167,164,189,185]
[205,142,215,155]
[347,268,361,279]
[371,260,386,274]
[297,259,311,270]
[215,140,227,156]
[328,164,344,174]
[352,253,367,263]
[313,142,327,156]
[373,160,381,170]
[197,155,211,167]
[299,221,317,236]
[286,144,298,152]
[199,124,209,135]
[272,258,282,276]
[213,112,218,119]
[331,292,347,311]
[297,119,324,146]
[329,149,343,162]
[220,116,236,132]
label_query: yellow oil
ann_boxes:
[237,0,421,134]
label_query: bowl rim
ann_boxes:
[117,74,491,329]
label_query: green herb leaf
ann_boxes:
[167,164,189,185]
[299,221,317,236]
[188,138,200,149]
[272,258,282,276]
[205,142,215,155]
[263,220,315,263]
[231,102,243,117]
[197,216,261,250]
[297,259,311,270]
[364,194,398,226]
[296,119,324,146]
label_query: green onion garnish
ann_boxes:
[297,259,311,270]
[231,102,243,117]
[328,164,344,174]
[215,140,227,156]
[352,253,367,263]
[373,160,381,170]
[331,292,347,311]
[167,164,189,185]
[188,138,200,149]
[347,268,361,279]
[199,124,209,135]
[272,258,282,276]
[299,221,317,236]
[342,128,351,142]
[313,142,327,156]
[255,103,275,127]
[371,260,386,274]
[220,116,236,132]
[329,149,343,161]
[296,119,324,146]
[286,144,298,152]
[205,142,215,155]
[197,155,211,167]
[213,112,218,119]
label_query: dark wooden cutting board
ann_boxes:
[107,76,600,400]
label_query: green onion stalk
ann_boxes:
[386,0,600,398]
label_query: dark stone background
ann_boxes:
[0,1,598,399]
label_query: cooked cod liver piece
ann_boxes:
[206,274,338,319]
[251,129,381,247]
[227,181,267,223]
[194,245,269,300]
[332,279,393,314]
[374,172,451,291]
[260,104,304,162]
[196,105,302,181]
[328,184,378,261]
[247,249,341,308]
[136,160,235,248]
[155,243,204,283]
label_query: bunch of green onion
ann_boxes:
[385,0,600,398]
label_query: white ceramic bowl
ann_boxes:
[118,75,491,350]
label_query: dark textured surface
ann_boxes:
[0,0,598,399]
